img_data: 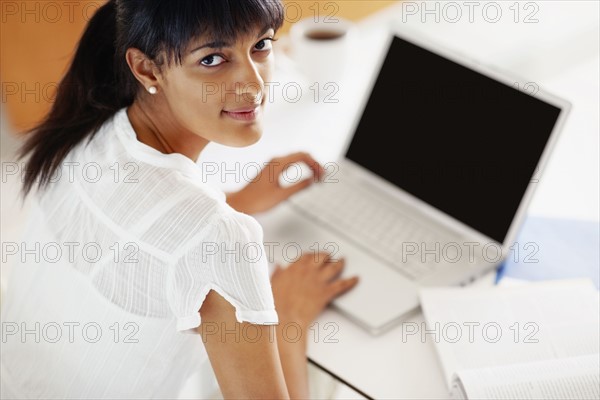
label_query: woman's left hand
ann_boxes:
[226,152,325,214]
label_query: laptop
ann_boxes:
[261,28,571,335]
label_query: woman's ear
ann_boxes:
[125,48,161,93]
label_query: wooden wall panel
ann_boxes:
[1,1,107,132]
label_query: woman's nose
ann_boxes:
[234,60,264,104]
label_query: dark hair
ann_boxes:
[17,0,284,198]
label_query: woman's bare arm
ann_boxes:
[197,289,291,399]
[197,253,359,398]
[275,316,310,398]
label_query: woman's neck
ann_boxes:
[126,100,208,163]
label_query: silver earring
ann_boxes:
[148,86,157,95]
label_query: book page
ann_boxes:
[419,279,600,386]
[455,354,600,400]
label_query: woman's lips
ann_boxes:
[222,107,260,121]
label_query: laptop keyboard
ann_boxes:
[288,181,457,280]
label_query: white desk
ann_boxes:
[198,2,600,398]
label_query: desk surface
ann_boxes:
[204,2,599,398]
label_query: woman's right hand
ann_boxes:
[270,252,360,330]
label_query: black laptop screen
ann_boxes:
[345,36,562,243]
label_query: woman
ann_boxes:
[0,0,359,398]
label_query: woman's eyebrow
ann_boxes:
[189,26,274,54]
[190,40,230,53]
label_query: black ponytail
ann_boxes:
[17,0,285,199]
[18,0,131,198]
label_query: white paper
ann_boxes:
[419,279,600,386]
[456,354,600,400]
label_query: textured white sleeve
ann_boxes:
[166,210,279,332]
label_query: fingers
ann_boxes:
[280,176,312,197]
[327,276,360,301]
[273,152,325,181]
[320,257,345,282]
[296,253,354,287]
[295,251,331,267]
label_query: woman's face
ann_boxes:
[156,26,276,148]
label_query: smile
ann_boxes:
[222,106,260,122]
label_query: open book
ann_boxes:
[449,354,599,399]
[420,279,600,400]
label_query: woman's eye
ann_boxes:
[200,54,226,67]
[199,39,274,67]
[255,38,274,51]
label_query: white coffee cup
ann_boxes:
[289,17,357,84]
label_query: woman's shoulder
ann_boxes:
[171,200,265,261]
[40,108,252,256]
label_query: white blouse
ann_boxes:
[0,108,279,399]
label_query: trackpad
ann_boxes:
[258,203,420,333]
